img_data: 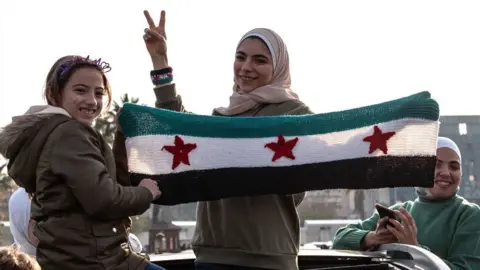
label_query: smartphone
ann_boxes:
[375,204,397,228]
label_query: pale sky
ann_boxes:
[1,0,479,128]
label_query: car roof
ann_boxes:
[150,249,387,262]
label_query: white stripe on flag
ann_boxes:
[126,118,438,175]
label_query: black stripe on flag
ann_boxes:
[130,155,436,205]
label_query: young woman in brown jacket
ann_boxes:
[142,10,312,270]
[0,56,166,270]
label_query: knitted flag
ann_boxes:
[119,91,439,205]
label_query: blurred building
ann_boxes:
[390,115,480,204]
[438,115,480,204]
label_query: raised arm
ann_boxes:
[50,121,153,220]
[142,9,186,112]
[153,83,186,112]
[114,9,181,184]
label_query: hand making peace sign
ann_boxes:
[143,9,168,68]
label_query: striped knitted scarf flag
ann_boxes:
[118,91,439,205]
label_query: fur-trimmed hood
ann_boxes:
[0,106,72,192]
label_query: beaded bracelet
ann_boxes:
[150,67,173,85]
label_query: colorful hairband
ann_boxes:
[58,55,112,77]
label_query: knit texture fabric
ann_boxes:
[118,91,440,205]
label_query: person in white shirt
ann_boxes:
[8,187,144,257]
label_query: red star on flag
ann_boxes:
[363,125,396,154]
[162,136,197,170]
[265,135,299,162]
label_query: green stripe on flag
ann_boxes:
[119,91,439,138]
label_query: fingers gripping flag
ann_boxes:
[119,92,440,205]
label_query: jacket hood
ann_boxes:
[0,105,72,192]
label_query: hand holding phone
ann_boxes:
[375,203,397,228]
[362,204,399,249]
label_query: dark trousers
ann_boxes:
[145,262,168,270]
[195,262,274,270]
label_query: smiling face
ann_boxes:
[56,67,105,125]
[233,37,274,93]
[429,147,462,199]
[45,56,112,126]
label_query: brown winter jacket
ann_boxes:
[0,106,153,270]
[153,84,313,270]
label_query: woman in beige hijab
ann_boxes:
[142,10,312,270]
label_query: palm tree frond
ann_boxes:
[94,93,141,144]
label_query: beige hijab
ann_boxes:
[214,28,299,116]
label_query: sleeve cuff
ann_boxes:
[136,186,154,211]
[153,83,177,101]
[343,230,371,249]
